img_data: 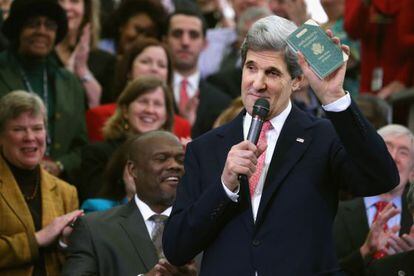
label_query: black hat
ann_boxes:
[2,0,68,45]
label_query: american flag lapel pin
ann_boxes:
[296,138,305,143]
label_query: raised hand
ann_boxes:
[359,202,400,259]
[296,29,350,105]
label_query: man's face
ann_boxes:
[241,50,301,119]
[130,135,185,209]
[384,134,414,193]
[166,14,206,74]
[18,16,57,58]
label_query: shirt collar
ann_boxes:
[174,71,200,90]
[134,194,171,221]
[243,100,292,139]
[364,195,402,211]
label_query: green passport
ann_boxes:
[286,19,349,79]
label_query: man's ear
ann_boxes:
[291,74,304,92]
[126,160,137,179]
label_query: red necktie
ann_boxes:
[249,121,272,198]
[179,79,188,116]
[372,201,389,259]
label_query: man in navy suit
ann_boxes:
[163,15,399,275]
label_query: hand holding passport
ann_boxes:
[287,19,349,79]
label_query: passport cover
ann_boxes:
[286,19,349,79]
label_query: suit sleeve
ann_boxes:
[163,142,239,266]
[61,217,98,276]
[326,102,399,196]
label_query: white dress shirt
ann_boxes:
[173,71,200,105]
[134,195,171,236]
[363,195,402,229]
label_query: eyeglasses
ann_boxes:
[24,17,58,31]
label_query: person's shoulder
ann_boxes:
[81,202,129,225]
[42,170,78,195]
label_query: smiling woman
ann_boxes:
[77,76,175,203]
[0,91,82,275]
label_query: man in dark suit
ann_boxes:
[62,131,197,276]
[164,3,231,138]
[334,124,414,275]
[163,15,399,275]
[367,183,414,276]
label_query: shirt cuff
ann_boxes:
[322,92,351,112]
[221,178,239,202]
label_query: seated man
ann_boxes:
[334,124,414,275]
[62,131,197,276]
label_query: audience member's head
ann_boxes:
[165,3,207,76]
[378,124,414,197]
[98,137,139,202]
[108,0,168,55]
[355,94,392,130]
[58,0,101,48]
[126,130,184,212]
[103,76,174,140]
[0,90,47,169]
[230,0,268,19]
[114,37,173,98]
[236,6,272,47]
[2,0,67,55]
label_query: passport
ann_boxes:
[286,19,349,79]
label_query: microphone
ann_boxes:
[238,98,270,182]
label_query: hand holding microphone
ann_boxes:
[221,98,270,191]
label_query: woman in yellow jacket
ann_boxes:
[0,91,83,275]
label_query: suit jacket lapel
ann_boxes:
[255,106,313,225]
[119,201,158,271]
[0,155,35,233]
[40,169,58,227]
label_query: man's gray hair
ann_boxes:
[377,124,414,154]
[240,15,302,78]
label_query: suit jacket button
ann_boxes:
[252,240,260,247]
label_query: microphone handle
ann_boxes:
[238,116,265,182]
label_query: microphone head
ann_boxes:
[252,98,270,119]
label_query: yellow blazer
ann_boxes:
[0,155,78,276]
